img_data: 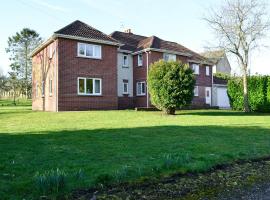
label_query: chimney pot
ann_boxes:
[124,28,132,34]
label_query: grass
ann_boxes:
[1,100,270,199]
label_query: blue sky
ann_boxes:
[0,0,269,75]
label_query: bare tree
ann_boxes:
[204,0,270,112]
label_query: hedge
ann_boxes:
[227,76,270,112]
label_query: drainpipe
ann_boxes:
[146,50,149,108]
[54,39,58,112]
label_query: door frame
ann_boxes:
[205,87,212,105]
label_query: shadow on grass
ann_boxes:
[1,125,270,198]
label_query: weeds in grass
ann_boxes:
[162,153,192,170]
[34,168,85,199]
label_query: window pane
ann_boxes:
[123,55,127,66]
[78,44,85,55]
[142,82,145,94]
[137,83,141,95]
[79,79,85,93]
[94,45,101,58]
[86,45,93,57]
[86,79,93,94]
[123,83,128,93]
[95,79,101,94]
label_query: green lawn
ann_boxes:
[1,102,270,199]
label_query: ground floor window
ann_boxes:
[78,77,102,95]
[194,86,199,96]
[123,80,129,94]
[137,81,146,96]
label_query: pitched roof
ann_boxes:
[55,20,118,44]
[201,50,225,64]
[110,31,208,63]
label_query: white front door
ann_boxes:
[205,87,211,105]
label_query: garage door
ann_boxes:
[217,88,230,108]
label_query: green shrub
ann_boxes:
[148,60,195,115]
[227,75,270,112]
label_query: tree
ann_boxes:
[6,72,21,105]
[0,73,8,96]
[204,0,270,112]
[6,28,42,98]
[148,60,196,115]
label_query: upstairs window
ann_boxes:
[122,54,128,67]
[164,53,176,62]
[138,54,143,66]
[137,81,146,96]
[191,64,200,75]
[194,86,199,96]
[206,66,210,76]
[77,43,101,59]
[78,77,102,95]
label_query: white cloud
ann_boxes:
[29,0,69,12]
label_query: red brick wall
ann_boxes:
[133,51,213,108]
[118,96,134,109]
[57,38,118,111]
[32,40,58,111]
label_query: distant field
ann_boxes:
[1,101,270,199]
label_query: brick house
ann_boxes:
[31,20,213,111]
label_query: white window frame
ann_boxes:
[206,66,210,76]
[138,54,143,66]
[136,81,146,96]
[77,77,102,96]
[194,86,199,97]
[123,82,129,94]
[49,45,53,59]
[191,64,200,75]
[164,53,176,62]
[77,42,102,59]
[122,54,129,67]
[49,79,53,96]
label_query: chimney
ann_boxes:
[124,28,132,34]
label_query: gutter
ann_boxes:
[31,33,122,57]
[132,48,192,57]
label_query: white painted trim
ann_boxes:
[123,82,129,94]
[132,48,192,57]
[55,33,121,46]
[136,81,146,96]
[31,33,121,57]
[77,77,102,96]
[77,42,102,59]
[138,54,143,67]
[122,54,129,67]
[146,52,149,107]
[194,86,199,97]
[118,49,132,53]
[188,59,213,66]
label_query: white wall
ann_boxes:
[117,52,133,97]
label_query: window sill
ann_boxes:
[78,94,102,97]
[136,94,146,97]
[76,55,102,60]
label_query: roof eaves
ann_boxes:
[54,33,122,46]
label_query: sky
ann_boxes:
[0,0,269,75]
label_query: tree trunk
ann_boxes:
[164,107,176,115]
[242,66,250,112]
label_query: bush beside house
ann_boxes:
[148,60,195,115]
[228,76,270,112]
